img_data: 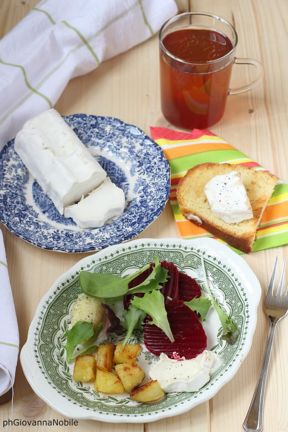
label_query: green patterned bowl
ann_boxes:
[21,238,261,423]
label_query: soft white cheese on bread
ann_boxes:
[15,109,106,214]
[64,178,125,228]
[204,171,253,224]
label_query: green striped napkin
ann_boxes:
[0,0,177,148]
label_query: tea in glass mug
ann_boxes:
[159,13,262,129]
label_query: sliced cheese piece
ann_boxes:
[64,178,125,228]
[15,109,106,214]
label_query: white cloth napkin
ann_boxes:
[0,0,178,149]
[0,230,19,397]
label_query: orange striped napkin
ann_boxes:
[150,126,288,252]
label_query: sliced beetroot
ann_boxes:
[144,301,207,359]
[160,261,179,302]
[178,272,201,301]
[128,266,154,288]
[123,266,153,309]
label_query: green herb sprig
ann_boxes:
[201,256,239,344]
[65,321,102,363]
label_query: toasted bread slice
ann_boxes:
[177,163,278,253]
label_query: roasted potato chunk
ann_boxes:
[73,355,96,383]
[95,369,125,394]
[130,380,165,403]
[96,343,115,372]
[115,363,145,392]
[114,343,141,364]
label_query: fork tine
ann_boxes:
[267,257,278,296]
[276,258,287,296]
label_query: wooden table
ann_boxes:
[1,1,288,431]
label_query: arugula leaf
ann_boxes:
[79,257,168,299]
[129,264,168,295]
[122,306,146,346]
[129,257,165,289]
[131,290,174,342]
[213,301,240,344]
[80,272,129,298]
[201,257,239,345]
[65,321,95,363]
[124,263,151,284]
[185,296,211,320]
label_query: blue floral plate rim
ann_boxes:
[0,114,170,253]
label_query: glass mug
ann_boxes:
[159,12,263,129]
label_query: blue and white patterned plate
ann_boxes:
[0,115,170,253]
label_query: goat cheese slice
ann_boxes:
[15,109,106,214]
[64,178,125,228]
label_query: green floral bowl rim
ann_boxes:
[20,238,261,423]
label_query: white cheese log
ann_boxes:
[64,178,125,228]
[15,109,106,214]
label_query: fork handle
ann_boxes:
[242,321,277,432]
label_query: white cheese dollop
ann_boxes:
[64,178,125,228]
[15,109,107,214]
[149,351,217,393]
[204,171,253,224]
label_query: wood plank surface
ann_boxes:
[0,1,288,431]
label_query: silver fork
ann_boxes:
[243,257,288,432]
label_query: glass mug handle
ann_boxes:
[229,57,263,95]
